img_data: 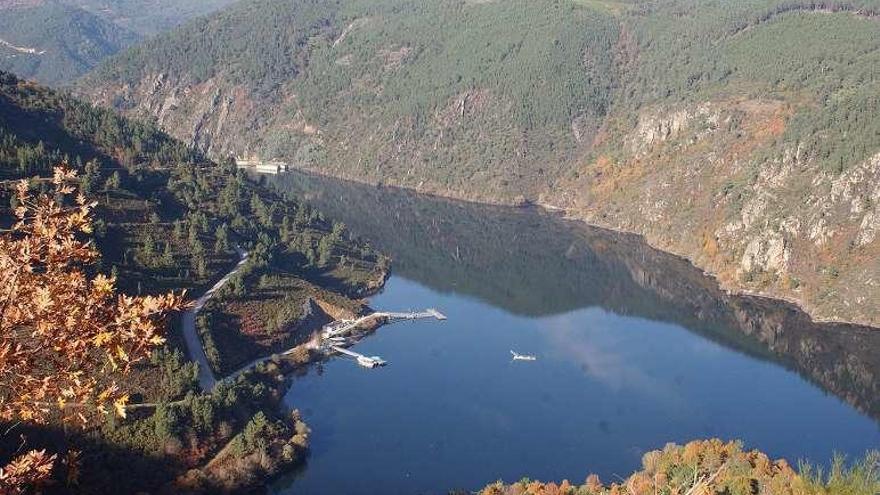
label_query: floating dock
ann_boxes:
[330,345,387,368]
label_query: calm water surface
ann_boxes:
[268,171,880,494]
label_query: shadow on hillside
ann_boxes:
[1,421,180,494]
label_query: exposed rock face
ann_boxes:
[628,104,720,154]
[740,232,789,275]
[89,72,257,158]
[550,100,880,326]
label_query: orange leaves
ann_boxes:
[91,274,115,297]
[481,440,808,495]
[0,449,56,494]
[113,394,130,419]
[0,166,188,427]
[34,287,54,312]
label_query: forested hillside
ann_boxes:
[0,0,239,85]
[0,70,387,491]
[79,0,880,326]
[0,1,139,85]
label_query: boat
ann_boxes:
[357,355,387,368]
[510,350,537,361]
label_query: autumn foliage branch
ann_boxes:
[0,167,189,491]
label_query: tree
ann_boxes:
[215,223,231,254]
[0,168,188,491]
[0,450,56,494]
[280,216,293,244]
[331,221,346,238]
[162,241,175,266]
[317,235,334,266]
[250,193,273,228]
[104,171,121,190]
[194,254,208,279]
[81,160,101,196]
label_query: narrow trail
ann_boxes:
[181,246,248,391]
[222,334,321,385]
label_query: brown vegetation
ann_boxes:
[480,439,880,495]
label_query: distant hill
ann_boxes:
[0,0,140,85]
[0,0,239,85]
[79,0,880,326]
[58,0,241,36]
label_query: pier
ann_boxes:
[329,346,387,368]
[318,308,446,369]
[215,308,445,380]
[321,308,447,340]
[385,308,447,321]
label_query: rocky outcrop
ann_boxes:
[627,104,721,155]
[88,72,258,157]
[548,99,880,326]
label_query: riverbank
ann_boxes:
[99,265,390,493]
[161,233,394,491]
[281,164,880,330]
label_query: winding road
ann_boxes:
[182,246,248,391]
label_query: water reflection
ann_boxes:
[266,171,880,422]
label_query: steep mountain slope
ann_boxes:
[79,0,880,326]
[83,0,620,196]
[0,0,140,85]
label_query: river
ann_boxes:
[264,171,880,494]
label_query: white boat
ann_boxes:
[510,350,537,361]
[357,355,387,368]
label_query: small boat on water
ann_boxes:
[357,355,387,368]
[510,350,537,361]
